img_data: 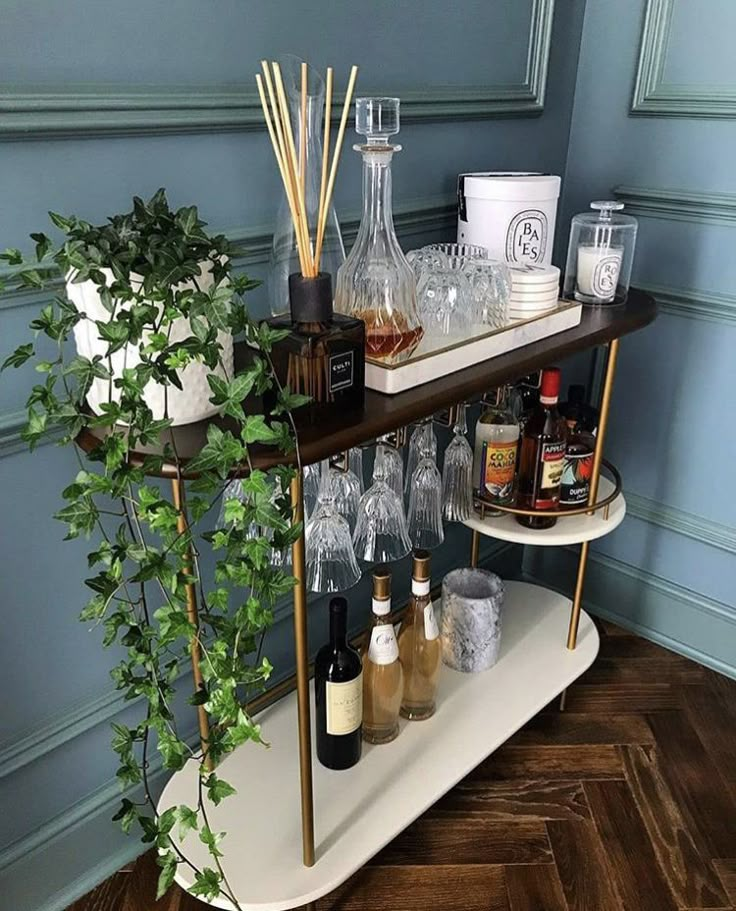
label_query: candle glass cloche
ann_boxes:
[563,201,638,305]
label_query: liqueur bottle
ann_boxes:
[559,384,597,509]
[315,597,362,770]
[362,568,403,744]
[335,97,423,363]
[516,367,568,529]
[560,384,599,435]
[399,550,441,720]
[266,272,365,425]
[473,386,520,513]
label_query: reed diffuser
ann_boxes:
[257,60,365,422]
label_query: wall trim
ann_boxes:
[524,547,736,679]
[631,0,736,118]
[627,490,736,554]
[614,185,736,226]
[0,0,553,140]
[646,282,736,325]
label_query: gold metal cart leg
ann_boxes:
[470,529,480,568]
[290,471,315,867]
[171,477,213,770]
[567,337,620,649]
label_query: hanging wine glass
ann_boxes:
[347,447,365,496]
[407,438,444,549]
[405,419,437,499]
[441,404,474,522]
[328,463,361,533]
[306,462,361,593]
[376,435,404,499]
[353,444,411,564]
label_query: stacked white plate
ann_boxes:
[507,263,561,320]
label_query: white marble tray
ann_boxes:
[365,301,583,395]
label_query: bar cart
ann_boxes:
[78,289,656,911]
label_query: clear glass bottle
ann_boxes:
[335,97,423,363]
[473,386,521,513]
[563,201,638,305]
[268,57,345,316]
[362,567,403,744]
[399,550,441,720]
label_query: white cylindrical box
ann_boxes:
[457,172,561,267]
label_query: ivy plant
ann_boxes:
[1,189,307,906]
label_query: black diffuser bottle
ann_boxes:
[265,272,365,426]
[315,597,362,770]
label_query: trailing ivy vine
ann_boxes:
[1,190,307,905]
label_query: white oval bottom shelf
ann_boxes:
[464,476,626,546]
[159,581,599,911]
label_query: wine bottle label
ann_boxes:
[560,450,594,505]
[482,439,517,499]
[424,603,439,640]
[368,624,399,665]
[412,579,430,596]
[539,441,565,489]
[326,674,363,736]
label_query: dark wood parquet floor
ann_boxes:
[68,618,736,911]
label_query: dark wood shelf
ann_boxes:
[76,289,656,477]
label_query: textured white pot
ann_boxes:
[66,262,233,426]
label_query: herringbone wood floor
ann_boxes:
[68,618,736,911]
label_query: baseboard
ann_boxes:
[0,540,519,911]
[523,547,736,680]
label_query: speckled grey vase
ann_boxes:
[441,568,505,672]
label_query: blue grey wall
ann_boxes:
[0,2,587,909]
[527,0,736,677]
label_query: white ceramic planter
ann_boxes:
[66,262,233,426]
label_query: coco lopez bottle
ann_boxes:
[315,597,362,770]
[399,550,441,720]
[265,272,365,425]
[516,367,567,530]
[362,568,403,744]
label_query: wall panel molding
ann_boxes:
[0,0,553,141]
[646,282,736,325]
[632,0,736,118]
[626,490,736,554]
[614,184,736,226]
[524,548,736,679]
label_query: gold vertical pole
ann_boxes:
[171,477,212,770]
[470,529,480,568]
[566,339,620,649]
[290,471,315,867]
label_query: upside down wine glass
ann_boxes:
[306,461,361,593]
[352,444,411,564]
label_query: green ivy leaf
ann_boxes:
[176,805,199,842]
[2,343,34,371]
[30,232,53,262]
[156,850,178,900]
[189,868,222,900]
[111,798,138,834]
[204,773,237,806]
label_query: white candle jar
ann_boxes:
[563,201,638,305]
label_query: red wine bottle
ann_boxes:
[315,597,362,770]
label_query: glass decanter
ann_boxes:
[335,97,423,364]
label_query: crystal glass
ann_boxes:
[268,56,345,316]
[465,259,512,327]
[424,242,487,265]
[417,265,472,338]
[376,438,404,499]
[348,447,365,496]
[306,462,361,593]
[352,445,411,564]
[407,441,445,550]
[441,405,474,522]
[335,97,423,364]
[563,201,638,305]
[328,464,361,533]
[406,246,450,282]
[303,462,321,519]
[405,420,437,499]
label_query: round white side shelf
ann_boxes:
[159,582,599,911]
[464,476,626,547]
